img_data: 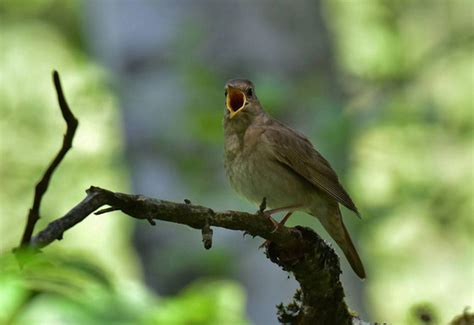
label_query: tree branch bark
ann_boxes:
[19,71,78,246]
[30,186,358,324]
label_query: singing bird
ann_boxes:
[223,79,366,279]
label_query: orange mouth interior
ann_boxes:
[226,88,246,117]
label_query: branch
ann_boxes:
[19,71,78,246]
[31,186,358,324]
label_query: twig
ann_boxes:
[19,71,78,247]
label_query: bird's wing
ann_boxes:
[259,122,360,216]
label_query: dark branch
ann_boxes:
[19,71,78,247]
[31,186,357,324]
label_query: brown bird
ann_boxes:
[223,79,366,279]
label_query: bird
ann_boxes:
[223,78,366,279]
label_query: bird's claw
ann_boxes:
[263,211,280,229]
[270,224,280,234]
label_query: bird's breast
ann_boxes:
[224,133,313,209]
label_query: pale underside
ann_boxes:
[224,124,336,219]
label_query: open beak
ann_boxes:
[226,86,246,118]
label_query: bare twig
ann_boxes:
[19,71,78,247]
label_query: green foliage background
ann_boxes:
[325,0,474,322]
[0,0,472,324]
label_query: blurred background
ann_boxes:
[0,0,473,324]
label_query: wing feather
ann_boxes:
[259,122,360,216]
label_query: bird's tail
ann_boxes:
[316,208,366,279]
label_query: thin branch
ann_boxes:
[19,71,78,246]
[31,186,356,324]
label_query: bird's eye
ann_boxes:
[247,88,253,97]
[224,90,228,97]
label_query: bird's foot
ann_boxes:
[257,211,281,249]
[263,211,280,231]
[270,212,294,233]
[258,212,296,249]
[270,223,282,234]
[256,197,279,231]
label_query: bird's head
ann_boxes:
[224,79,262,120]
